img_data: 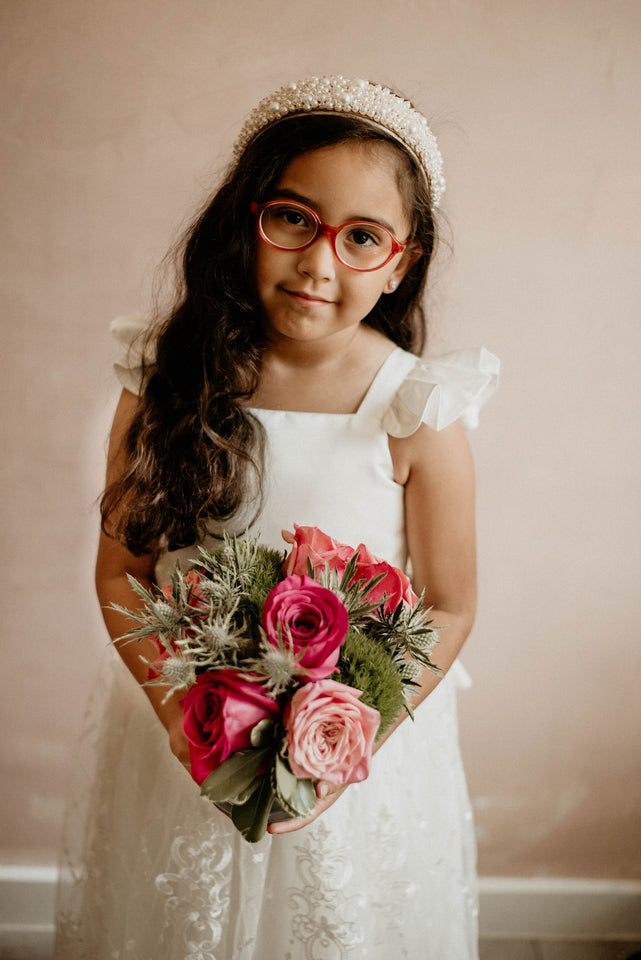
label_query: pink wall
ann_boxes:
[1,0,640,877]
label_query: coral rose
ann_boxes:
[284,680,380,786]
[351,543,419,614]
[149,570,208,680]
[161,569,207,610]
[282,525,354,579]
[181,670,280,785]
[283,525,418,615]
[263,575,349,681]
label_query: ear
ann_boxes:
[383,243,422,294]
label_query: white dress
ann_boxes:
[54,319,498,960]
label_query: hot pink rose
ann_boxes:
[181,671,280,785]
[282,525,354,579]
[262,575,348,681]
[284,680,380,786]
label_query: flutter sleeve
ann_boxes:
[382,347,500,437]
[111,314,155,395]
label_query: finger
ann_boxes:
[268,816,307,835]
[268,790,338,835]
[315,781,341,800]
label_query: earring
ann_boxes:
[388,280,398,292]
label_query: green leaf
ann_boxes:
[231,772,276,843]
[250,719,275,748]
[125,573,160,606]
[200,747,271,803]
[339,551,360,591]
[273,753,316,818]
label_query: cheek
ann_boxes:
[347,275,389,311]
[253,244,272,290]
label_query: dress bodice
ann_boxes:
[110,315,499,585]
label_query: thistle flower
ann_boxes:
[158,656,197,690]
[245,628,304,696]
[181,608,250,667]
[398,660,421,682]
[198,574,242,608]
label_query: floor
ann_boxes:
[3,939,641,960]
[479,942,641,960]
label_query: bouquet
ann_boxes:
[113,525,443,842]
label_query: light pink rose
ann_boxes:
[284,679,380,786]
[263,575,348,681]
[181,671,280,785]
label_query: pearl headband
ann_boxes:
[233,76,446,207]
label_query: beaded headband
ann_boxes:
[233,76,445,207]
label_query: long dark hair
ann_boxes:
[101,113,440,555]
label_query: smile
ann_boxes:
[282,287,332,306]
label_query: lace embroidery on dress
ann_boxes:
[155,829,233,959]
[285,821,365,959]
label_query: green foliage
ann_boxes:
[366,596,444,678]
[311,551,388,622]
[231,773,276,843]
[200,746,272,804]
[336,627,405,737]
[272,753,316,818]
[238,545,285,618]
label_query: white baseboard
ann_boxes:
[478,876,641,940]
[1,866,640,955]
[0,866,57,958]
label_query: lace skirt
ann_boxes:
[54,652,478,960]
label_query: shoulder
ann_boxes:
[383,347,500,438]
[383,346,499,485]
[389,418,473,487]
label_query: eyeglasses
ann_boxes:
[251,200,415,272]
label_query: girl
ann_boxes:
[55,76,498,959]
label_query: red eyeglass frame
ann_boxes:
[250,200,418,272]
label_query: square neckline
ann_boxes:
[246,346,405,418]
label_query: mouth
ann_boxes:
[281,287,332,306]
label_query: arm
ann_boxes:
[373,419,477,747]
[95,388,191,771]
[269,420,476,833]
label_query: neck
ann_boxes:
[250,323,395,414]
[262,323,366,370]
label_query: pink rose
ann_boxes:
[282,525,354,579]
[181,671,280,785]
[263,575,348,681]
[284,680,380,786]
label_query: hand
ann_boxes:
[267,780,347,835]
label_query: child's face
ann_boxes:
[254,140,416,348]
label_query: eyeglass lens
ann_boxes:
[259,202,395,270]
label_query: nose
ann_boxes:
[296,232,336,282]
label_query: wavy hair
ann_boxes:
[101,113,441,555]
